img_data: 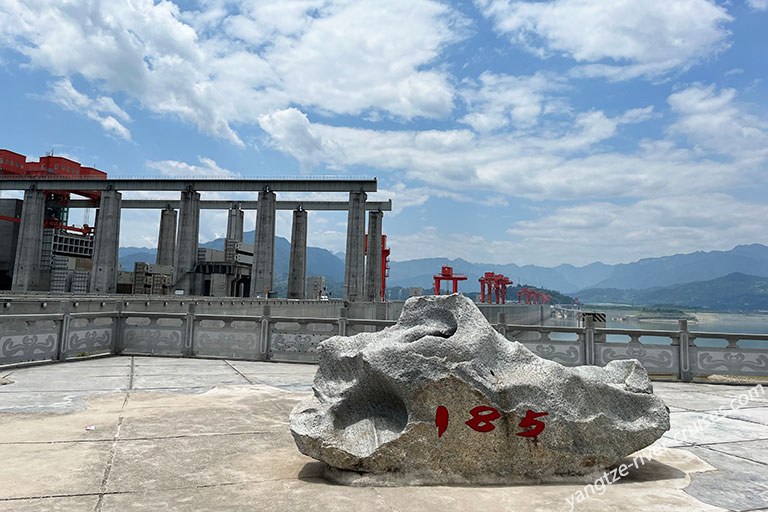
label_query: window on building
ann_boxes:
[54,164,58,170]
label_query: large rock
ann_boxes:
[290,294,670,485]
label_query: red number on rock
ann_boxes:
[465,406,501,432]
[435,405,449,438]
[516,410,548,437]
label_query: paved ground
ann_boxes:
[0,356,767,512]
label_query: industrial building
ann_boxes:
[1,152,392,301]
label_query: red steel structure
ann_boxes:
[0,149,107,234]
[517,287,551,304]
[433,266,467,295]
[381,235,390,301]
[479,272,513,304]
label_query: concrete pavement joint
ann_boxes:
[698,444,768,467]
[94,415,123,512]
[0,430,282,446]
[224,359,255,385]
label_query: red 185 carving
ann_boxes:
[435,405,449,438]
[465,405,502,432]
[435,406,548,437]
[515,410,549,437]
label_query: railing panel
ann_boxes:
[270,321,338,363]
[120,314,186,356]
[596,341,678,375]
[520,340,584,366]
[692,346,768,377]
[0,316,61,365]
[66,315,114,358]
[193,318,260,359]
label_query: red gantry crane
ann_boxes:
[433,266,467,295]
[479,272,513,304]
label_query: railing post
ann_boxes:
[584,316,595,365]
[113,301,124,355]
[184,302,196,358]
[497,312,507,339]
[57,306,70,361]
[678,319,692,382]
[338,307,348,336]
[260,305,271,360]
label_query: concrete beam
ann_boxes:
[344,191,367,302]
[250,190,276,297]
[0,178,377,192]
[64,199,392,211]
[156,207,177,267]
[226,206,244,243]
[287,209,308,299]
[365,210,383,302]
[174,189,200,295]
[11,189,45,291]
[89,189,122,294]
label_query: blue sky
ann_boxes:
[1,0,767,266]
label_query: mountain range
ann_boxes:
[576,272,768,311]
[119,239,768,309]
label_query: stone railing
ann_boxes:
[501,317,768,382]
[2,309,767,382]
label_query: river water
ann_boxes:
[543,308,768,348]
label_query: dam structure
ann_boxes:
[0,175,550,367]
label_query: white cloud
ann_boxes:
[459,71,568,132]
[383,193,768,266]
[258,106,747,202]
[145,157,239,177]
[667,84,768,161]
[1,0,465,142]
[477,0,732,80]
[46,80,132,140]
[747,0,768,10]
[505,194,768,265]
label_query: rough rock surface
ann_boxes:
[290,294,670,485]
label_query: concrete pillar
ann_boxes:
[287,208,307,299]
[250,190,276,297]
[156,206,177,267]
[11,188,45,291]
[90,189,122,294]
[226,205,244,242]
[174,188,200,295]
[344,191,367,302]
[365,210,383,302]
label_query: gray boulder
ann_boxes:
[290,294,670,485]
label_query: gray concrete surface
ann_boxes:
[89,189,122,294]
[287,209,307,300]
[11,189,44,292]
[156,207,177,267]
[344,191,366,302]
[251,190,276,297]
[174,189,200,295]
[0,357,766,511]
[226,206,244,244]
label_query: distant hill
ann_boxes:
[588,244,768,290]
[118,237,768,306]
[577,273,768,311]
[387,258,580,293]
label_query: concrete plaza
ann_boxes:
[0,356,767,511]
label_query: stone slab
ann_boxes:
[683,446,768,511]
[665,411,768,445]
[0,496,100,512]
[0,442,111,499]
